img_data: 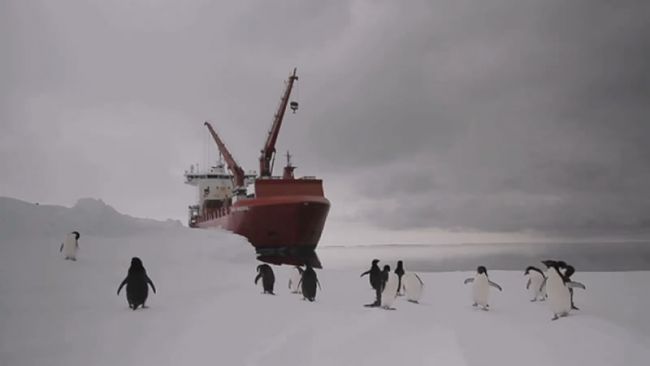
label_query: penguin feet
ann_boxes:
[530,298,537,302]
[571,305,580,311]
[382,306,396,311]
[472,303,478,307]
[551,314,559,321]
[407,299,419,304]
[364,302,380,308]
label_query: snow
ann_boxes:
[1,197,650,365]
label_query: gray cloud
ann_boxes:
[2,0,649,239]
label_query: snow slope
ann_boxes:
[1,197,649,365]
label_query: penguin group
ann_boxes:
[58,231,159,311]
[459,260,586,320]
[539,259,586,320]
[56,229,587,320]
[253,262,322,302]
[361,259,424,310]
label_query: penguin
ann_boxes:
[540,260,586,320]
[298,264,321,302]
[255,264,275,295]
[524,266,546,302]
[117,257,156,310]
[538,259,564,299]
[288,266,304,294]
[558,263,580,310]
[394,260,405,296]
[463,266,502,310]
[59,231,80,261]
[402,272,424,303]
[361,259,382,307]
[380,265,399,310]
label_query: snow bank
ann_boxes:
[0,196,182,240]
[1,197,649,366]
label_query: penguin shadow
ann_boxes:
[469,304,501,314]
[400,298,431,306]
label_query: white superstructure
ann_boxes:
[184,162,255,226]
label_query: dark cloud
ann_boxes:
[1,0,649,238]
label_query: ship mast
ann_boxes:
[259,68,299,178]
[204,121,246,189]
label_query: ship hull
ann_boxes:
[197,195,330,249]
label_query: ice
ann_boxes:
[1,196,649,365]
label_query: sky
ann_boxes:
[2,0,649,245]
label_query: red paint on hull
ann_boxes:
[197,195,330,249]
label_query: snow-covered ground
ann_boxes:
[1,197,649,365]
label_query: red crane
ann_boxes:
[259,68,299,178]
[204,121,246,189]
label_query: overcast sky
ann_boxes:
[2,0,649,244]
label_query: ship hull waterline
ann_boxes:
[196,195,330,250]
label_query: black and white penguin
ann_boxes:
[288,266,304,294]
[558,263,580,310]
[117,257,157,310]
[538,259,564,299]
[361,259,382,307]
[298,264,321,302]
[464,266,502,310]
[402,272,424,303]
[380,265,399,310]
[394,260,405,296]
[59,231,80,261]
[524,266,546,302]
[255,264,275,295]
[541,260,586,320]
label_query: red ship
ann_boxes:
[185,69,330,252]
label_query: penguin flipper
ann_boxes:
[147,276,157,294]
[539,278,547,293]
[489,281,503,291]
[117,278,128,295]
[288,279,292,289]
[526,278,531,290]
[463,278,474,285]
[317,279,322,290]
[414,273,424,286]
[255,273,262,285]
[567,281,586,290]
[360,270,370,278]
[59,243,64,252]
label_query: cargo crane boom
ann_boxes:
[204,121,245,188]
[259,68,298,178]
